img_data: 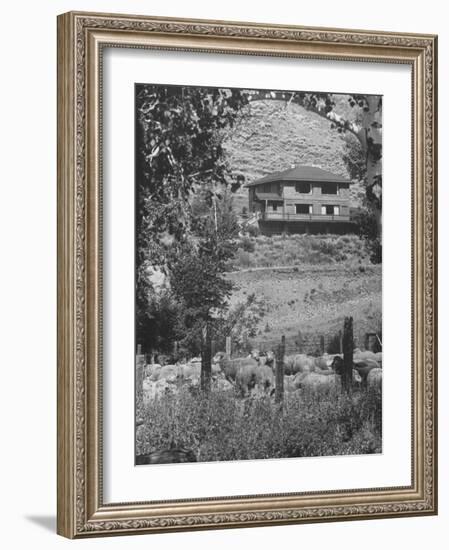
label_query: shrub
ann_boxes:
[230,233,374,270]
[352,207,382,264]
[236,249,252,268]
[239,236,256,253]
[136,385,382,462]
[246,224,260,237]
[367,237,382,264]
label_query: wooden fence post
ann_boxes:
[275,335,285,406]
[320,334,325,355]
[342,317,354,394]
[339,330,343,354]
[201,323,212,393]
[364,332,377,352]
[364,332,369,351]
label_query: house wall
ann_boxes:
[258,182,282,195]
[282,181,314,198]
[250,180,350,217]
[282,181,349,200]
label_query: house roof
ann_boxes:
[245,165,350,188]
[255,192,284,201]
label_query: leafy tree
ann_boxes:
[166,192,240,389]
[342,135,367,182]
[298,93,382,239]
[136,290,182,355]
[214,293,269,355]
[351,207,382,264]
[342,126,381,263]
[135,84,249,370]
[136,84,248,265]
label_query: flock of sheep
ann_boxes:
[140,347,382,403]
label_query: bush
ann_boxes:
[239,236,256,253]
[245,224,260,237]
[352,207,382,264]
[231,233,377,271]
[367,237,382,264]
[136,385,382,462]
[236,249,252,268]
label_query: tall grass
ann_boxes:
[136,386,382,462]
[231,234,372,270]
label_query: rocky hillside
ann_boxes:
[222,97,365,214]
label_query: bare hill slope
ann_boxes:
[223,98,364,213]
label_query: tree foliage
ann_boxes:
[296,92,382,260]
[136,84,248,266]
[166,190,240,355]
[290,92,383,231]
[135,85,249,356]
[213,293,269,355]
[351,207,382,264]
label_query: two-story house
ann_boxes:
[245,165,354,235]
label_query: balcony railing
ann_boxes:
[260,212,350,222]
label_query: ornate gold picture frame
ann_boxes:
[57,11,437,538]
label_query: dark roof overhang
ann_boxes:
[245,165,350,188]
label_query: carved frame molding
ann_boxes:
[57,11,437,538]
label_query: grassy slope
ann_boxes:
[232,233,372,269]
[227,264,381,349]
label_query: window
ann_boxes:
[268,201,282,212]
[321,205,339,215]
[295,182,311,194]
[321,183,338,195]
[262,182,280,194]
[295,204,312,214]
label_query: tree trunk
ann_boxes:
[362,96,383,242]
[342,316,354,394]
[201,322,212,393]
[365,147,382,242]
[275,335,285,406]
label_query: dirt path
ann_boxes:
[227,263,379,276]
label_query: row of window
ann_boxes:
[260,182,339,195]
[269,203,341,215]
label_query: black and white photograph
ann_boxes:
[134,83,383,465]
